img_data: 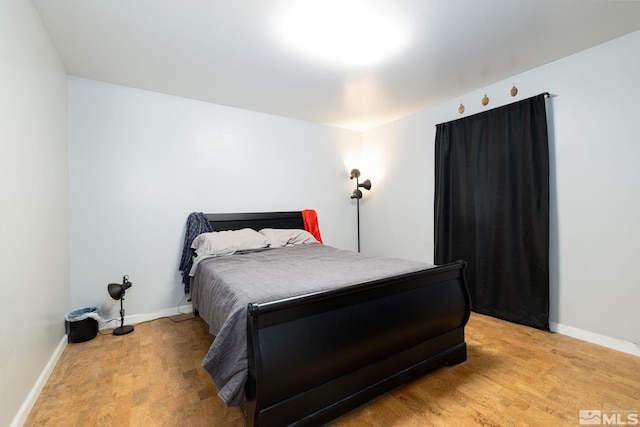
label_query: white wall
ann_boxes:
[69,77,362,322]
[0,2,70,426]
[362,30,640,353]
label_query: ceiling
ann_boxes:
[32,0,640,131]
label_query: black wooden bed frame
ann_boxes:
[201,211,471,426]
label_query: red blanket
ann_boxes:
[302,209,323,243]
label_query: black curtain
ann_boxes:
[434,94,549,330]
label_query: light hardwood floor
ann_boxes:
[26,312,639,426]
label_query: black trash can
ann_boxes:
[65,306,100,343]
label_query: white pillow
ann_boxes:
[259,228,318,248]
[191,228,269,255]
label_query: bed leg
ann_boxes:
[444,343,467,366]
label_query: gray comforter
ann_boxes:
[190,243,433,406]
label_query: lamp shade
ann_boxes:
[108,280,132,300]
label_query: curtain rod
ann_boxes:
[542,92,550,98]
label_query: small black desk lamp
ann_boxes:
[107,275,134,335]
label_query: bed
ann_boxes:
[188,211,470,426]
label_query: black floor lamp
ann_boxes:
[350,168,371,252]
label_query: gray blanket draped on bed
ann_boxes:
[190,243,434,406]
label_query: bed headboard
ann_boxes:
[204,211,304,232]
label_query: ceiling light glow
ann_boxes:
[275,1,409,68]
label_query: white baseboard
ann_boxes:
[550,321,640,357]
[11,335,67,427]
[99,303,193,330]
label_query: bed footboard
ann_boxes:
[242,260,470,426]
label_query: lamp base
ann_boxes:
[113,325,134,336]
